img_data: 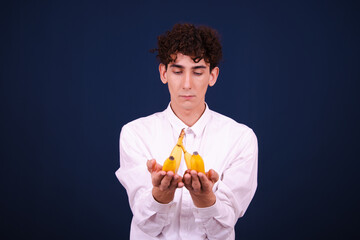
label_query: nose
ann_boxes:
[182,72,192,89]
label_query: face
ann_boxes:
[159,53,219,114]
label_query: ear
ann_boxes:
[159,63,168,84]
[208,67,219,87]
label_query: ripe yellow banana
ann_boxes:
[163,129,185,173]
[190,151,205,173]
[170,144,182,173]
[180,145,192,169]
[162,156,176,172]
[179,142,196,170]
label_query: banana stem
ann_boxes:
[176,128,185,145]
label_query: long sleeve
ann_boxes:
[115,105,258,240]
[192,128,258,240]
[115,125,176,238]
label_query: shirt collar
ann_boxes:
[165,102,211,137]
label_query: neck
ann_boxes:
[170,102,206,127]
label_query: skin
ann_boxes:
[147,53,220,207]
[183,169,219,208]
[159,53,219,127]
[147,159,184,204]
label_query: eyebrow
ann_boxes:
[169,64,207,70]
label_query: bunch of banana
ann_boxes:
[162,129,185,173]
[180,145,205,174]
[162,128,206,174]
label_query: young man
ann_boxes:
[115,23,258,240]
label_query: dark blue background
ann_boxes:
[1,0,359,239]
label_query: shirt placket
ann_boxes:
[179,128,197,239]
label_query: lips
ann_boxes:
[180,95,195,100]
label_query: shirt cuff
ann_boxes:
[193,198,221,219]
[147,194,177,214]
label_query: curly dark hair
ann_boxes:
[152,23,222,71]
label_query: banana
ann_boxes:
[190,151,205,173]
[170,144,182,173]
[162,156,176,172]
[179,142,193,170]
[163,129,206,174]
[181,145,192,170]
[163,129,185,173]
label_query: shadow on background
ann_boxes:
[1,0,359,239]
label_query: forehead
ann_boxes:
[170,53,209,67]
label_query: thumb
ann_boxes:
[147,159,155,173]
[207,169,219,183]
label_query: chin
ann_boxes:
[176,102,192,110]
[183,101,200,110]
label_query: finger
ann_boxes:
[159,171,174,191]
[191,170,201,192]
[152,171,166,186]
[183,172,192,189]
[154,162,163,172]
[169,174,181,189]
[177,181,184,188]
[177,175,183,186]
[199,172,211,191]
[147,159,155,173]
[208,169,219,183]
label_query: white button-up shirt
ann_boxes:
[115,104,258,240]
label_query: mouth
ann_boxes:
[179,95,195,100]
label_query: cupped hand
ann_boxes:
[147,159,184,204]
[183,169,219,208]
